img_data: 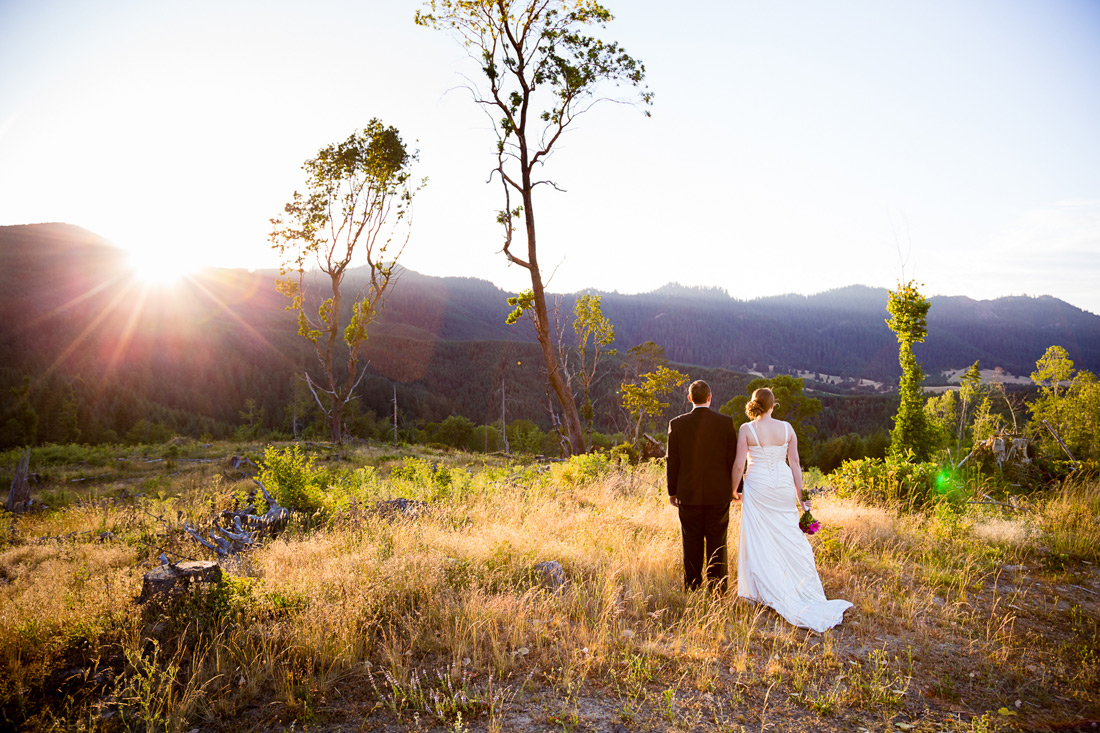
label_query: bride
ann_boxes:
[731,387,852,632]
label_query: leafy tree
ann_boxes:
[573,294,616,450]
[238,398,264,440]
[1031,345,1073,398]
[620,365,687,447]
[886,281,933,461]
[506,418,548,454]
[719,374,822,436]
[923,389,957,453]
[955,361,982,455]
[625,340,666,378]
[270,121,418,444]
[434,415,479,450]
[1029,346,1100,461]
[416,0,651,455]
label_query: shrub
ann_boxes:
[609,442,640,467]
[554,451,612,486]
[258,445,326,513]
[832,456,966,511]
[389,457,471,500]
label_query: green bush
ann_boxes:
[831,456,966,510]
[258,445,326,513]
[609,442,640,467]
[388,457,472,500]
[555,451,612,486]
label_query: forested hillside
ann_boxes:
[1,223,1094,449]
[378,274,1100,380]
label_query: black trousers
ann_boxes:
[678,502,730,591]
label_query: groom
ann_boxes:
[666,380,737,591]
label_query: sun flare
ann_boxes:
[126,246,199,285]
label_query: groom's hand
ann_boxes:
[668,495,679,507]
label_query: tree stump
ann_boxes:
[534,561,566,592]
[6,448,31,513]
[138,561,222,604]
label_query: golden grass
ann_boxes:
[1,446,1098,731]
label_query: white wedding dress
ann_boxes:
[737,422,852,632]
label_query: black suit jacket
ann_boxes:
[666,406,737,505]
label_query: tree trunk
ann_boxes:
[521,162,585,455]
[330,398,344,443]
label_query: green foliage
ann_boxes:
[1031,345,1074,397]
[924,389,958,454]
[270,119,419,443]
[573,294,616,447]
[886,281,934,461]
[555,451,612,486]
[720,373,821,435]
[389,457,472,500]
[620,365,687,445]
[0,376,38,449]
[505,419,548,455]
[609,441,640,467]
[258,445,327,513]
[832,456,966,510]
[125,419,174,445]
[505,289,535,325]
[810,430,888,473]
[1028,345,1100,462]
[421,415,481,451]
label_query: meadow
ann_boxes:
[1,441,1097,732]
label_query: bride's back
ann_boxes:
[746,416,791,447]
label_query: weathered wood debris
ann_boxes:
[6,448,33,513]
[183,479,289,557]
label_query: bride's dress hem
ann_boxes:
[737,423,852,634]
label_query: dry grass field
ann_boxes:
[1,442,1098,732]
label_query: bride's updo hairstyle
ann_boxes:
[745,387,777,419]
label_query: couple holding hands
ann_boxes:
[666,381,851,633]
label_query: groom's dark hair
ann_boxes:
[688,380,711,405]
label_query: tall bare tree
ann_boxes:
[416,0,651,455]
[270,120,417,443]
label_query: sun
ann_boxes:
[126,246,199,285]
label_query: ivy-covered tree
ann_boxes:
[270,121,418,444]
[886,281,933,461]
[573,294,616,450]
[416,0,651,455]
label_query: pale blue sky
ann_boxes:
[1,0,1098,312]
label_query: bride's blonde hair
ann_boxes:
[745,387,777,419]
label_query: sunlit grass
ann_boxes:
[0,443,1097,730]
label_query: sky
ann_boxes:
[2,0,1099,313]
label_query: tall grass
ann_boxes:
[1,444,1097,730]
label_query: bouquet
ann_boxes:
[799,509,820,535]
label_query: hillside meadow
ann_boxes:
[1,441,1098,732]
